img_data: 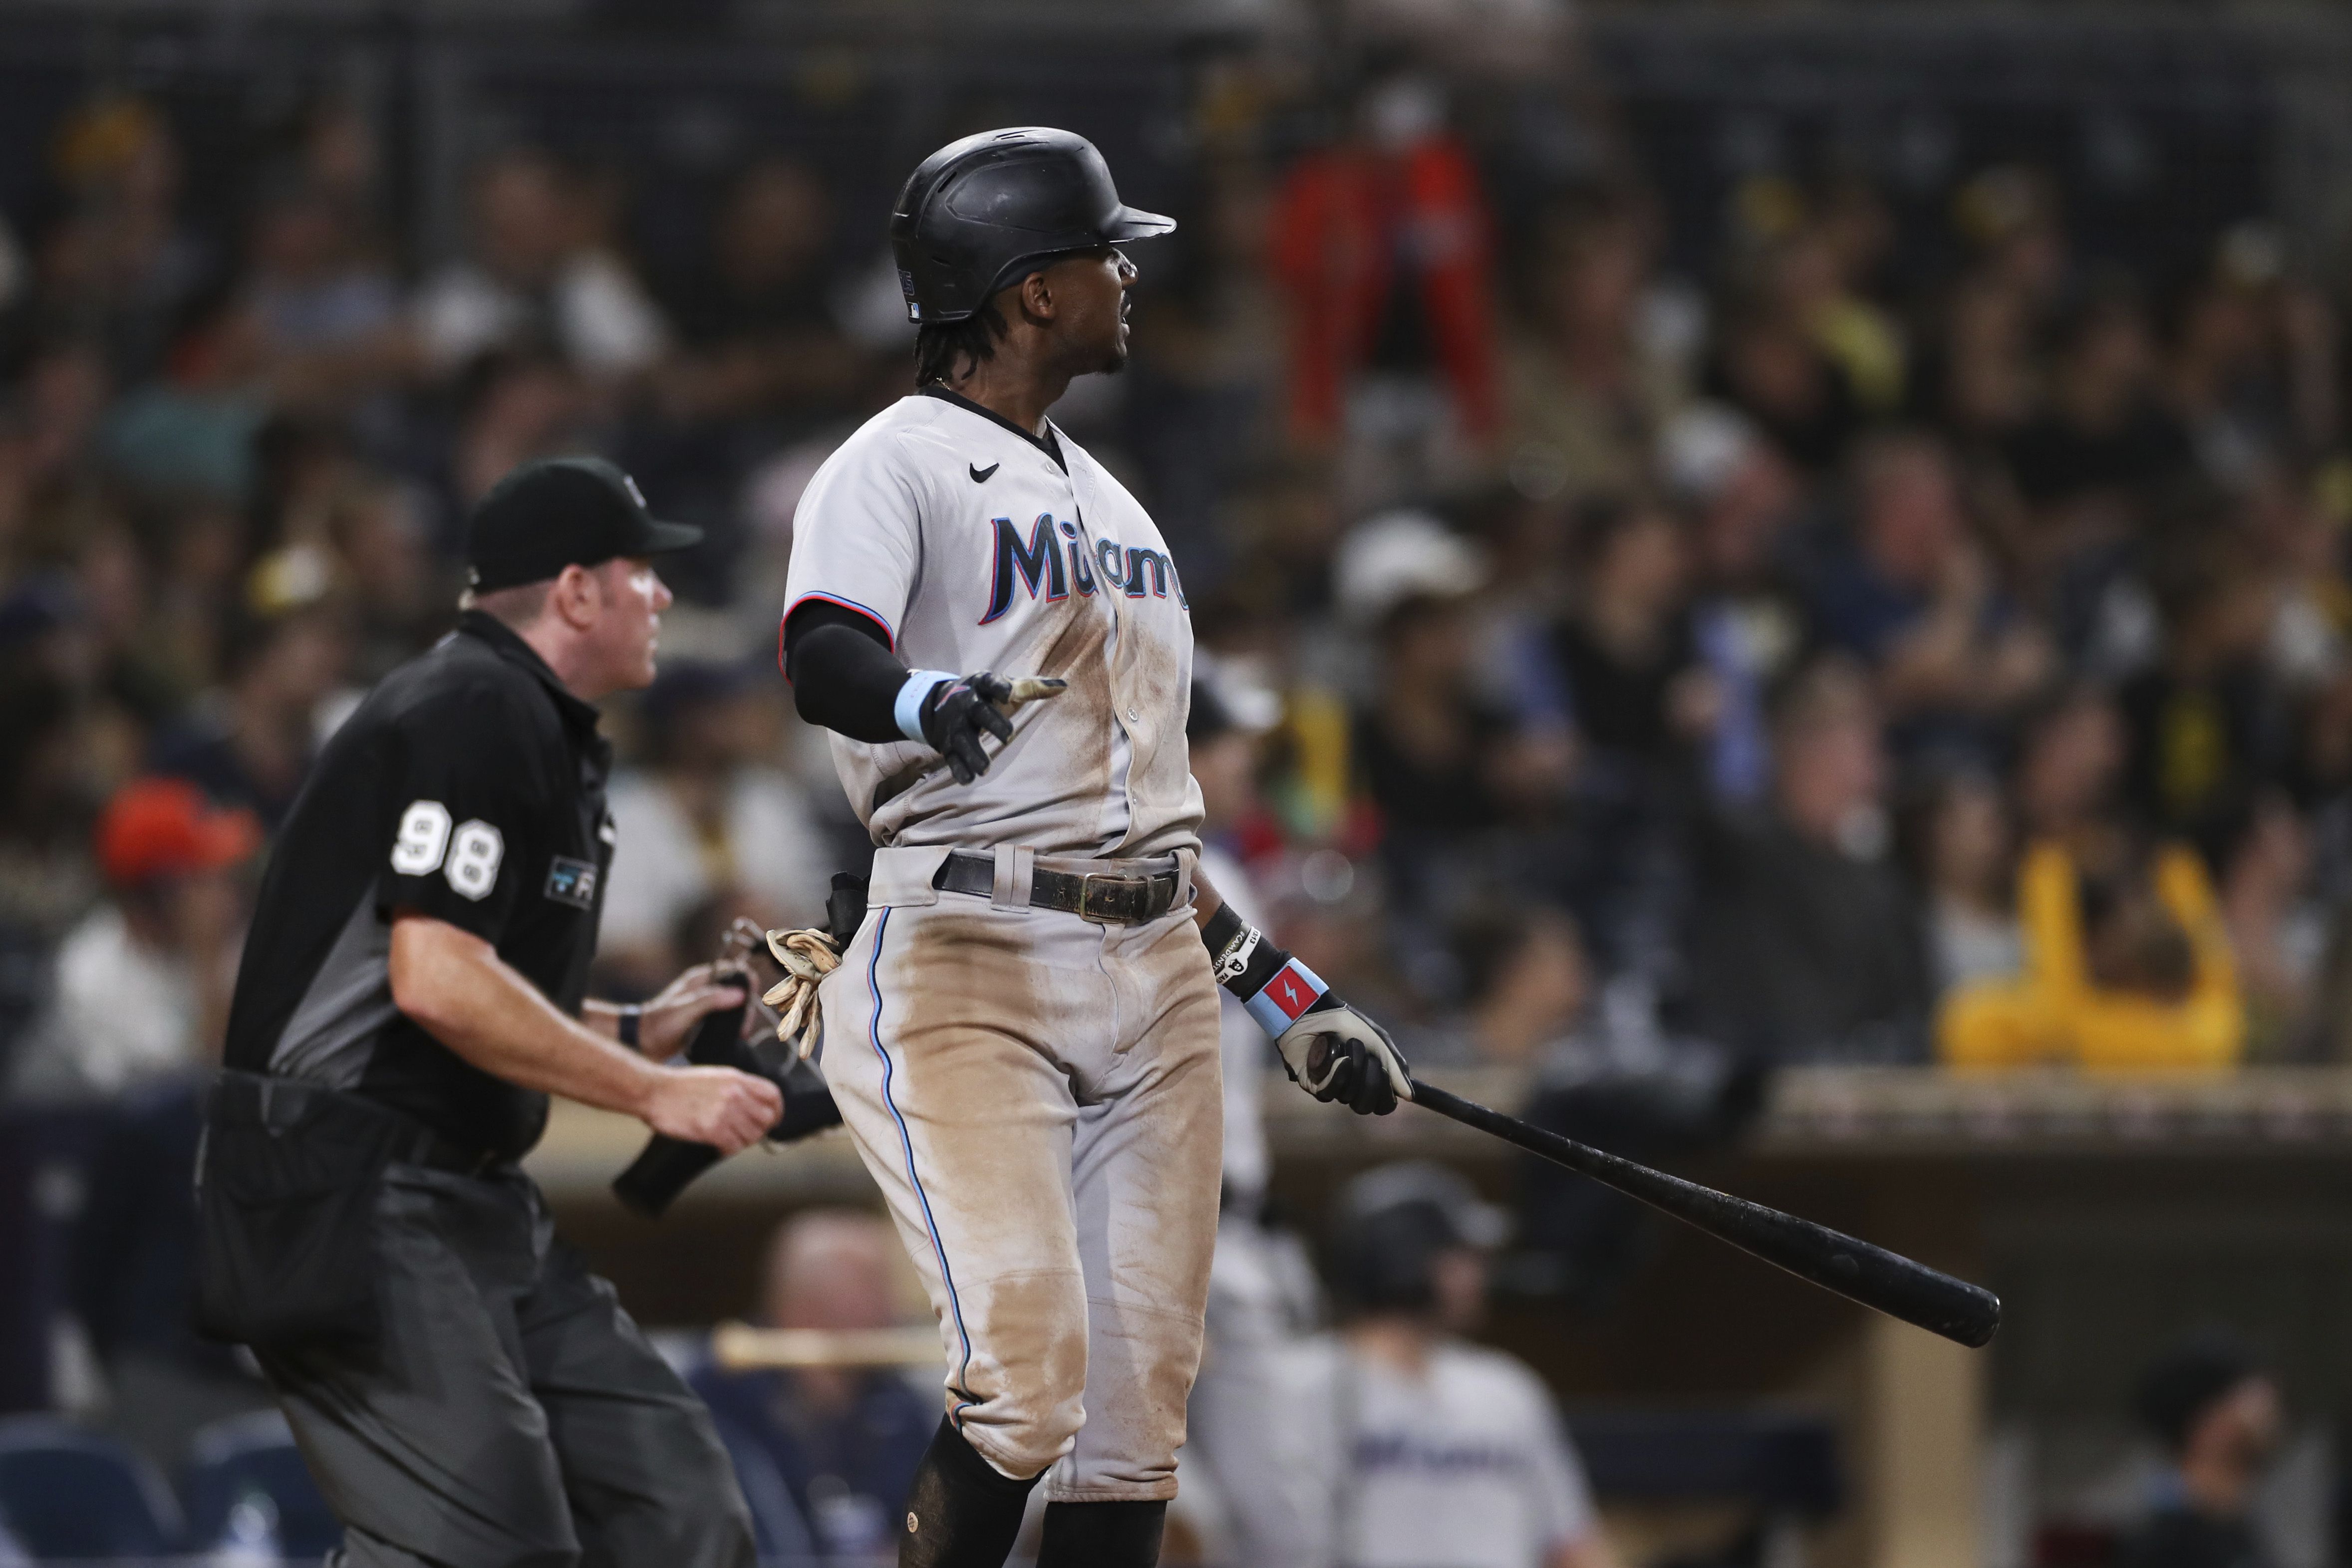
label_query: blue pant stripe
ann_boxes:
[866,908,977,1418]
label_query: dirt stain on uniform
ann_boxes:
[1023,591,1118,845]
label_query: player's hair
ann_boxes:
[913,301,1008,388]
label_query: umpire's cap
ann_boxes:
[466,457,702,593]
[889,127,1174,325]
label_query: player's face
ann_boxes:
[1052,246,1137,375]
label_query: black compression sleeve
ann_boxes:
[1198,900,1289,998]
[782,602,916,745]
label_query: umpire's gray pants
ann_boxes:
[256,1162,755,1568]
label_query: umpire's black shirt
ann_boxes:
[223,610,614,1160]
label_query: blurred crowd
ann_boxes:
[3,53,2350,1132]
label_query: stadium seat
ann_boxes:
[0,1414,183,1560]
[183,1408,342,1560]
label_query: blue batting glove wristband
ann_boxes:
[894,671,957,745]
[1242,957,1329,1036]
[1201,903,1331,1037]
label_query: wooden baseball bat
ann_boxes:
[710,1322,945,1370]
[1407,1079,2001,1347]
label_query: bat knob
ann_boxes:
[1004,677,1068,707]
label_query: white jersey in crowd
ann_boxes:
[782,389,1202,856]
[8,904,202,1101]
[1279,1335,1600,1568]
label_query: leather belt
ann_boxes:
[216,1071,510,1177]
[933,850,1180,925]
[405,1125,510,1177]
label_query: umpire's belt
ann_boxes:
[934,849,1180,924]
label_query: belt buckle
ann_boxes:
[1077,872,1138,923]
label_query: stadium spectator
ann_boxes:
[1797,430,2051,738]
[1929,264,2040,443]
[2117,530,2291,866]
[1938,836,2243,1070]
[317,479,450,683]
[1549,494,1715,768]
[238,170,410,411]
[1281,1163,1619,1568]
[149,591,357,829]
[6,777,256,1102]
[1767,213,1907,420]
[1899,769,2024,994]
[2115,1333,2284,1568]
[1418,902,1590,1067]
[1269,73,1502,456]
[1340,512,1503,826]
[1504,192,1684,505]
[447,347,591,508]
[1669,404,1807,804]
[36,96,212,386]
[1705,294,1859,475]
[2165,229,2339,482]
[412,146,671,383]
[2003,286,2192,552]
[2014,681,2132,854]
[690,1210,932,1561]
[658,157,869,423]
[2220,795,2325,1057]
[0,670,101,948]
[1683,655,1933,1062]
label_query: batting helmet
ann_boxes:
[1327,1162,1510,1315]
[888,127,1175,325]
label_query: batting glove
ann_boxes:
[1203,901,1410,1116]
[901,670,1068,784]
[1277,997,1412,1116]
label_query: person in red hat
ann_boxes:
[7,779,260,1101]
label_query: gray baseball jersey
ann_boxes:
[783,388,1203,857]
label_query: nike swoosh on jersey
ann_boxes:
[969,462,999,483]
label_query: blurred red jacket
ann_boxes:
[1268,135,1502,445]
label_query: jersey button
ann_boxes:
[1126,706,1140,722]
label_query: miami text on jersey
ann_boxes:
[982,513,1186,624]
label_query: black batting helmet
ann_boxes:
[888,127,1175,325]
[1328,1162,1510,1316]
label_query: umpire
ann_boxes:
[199,456,779,1568]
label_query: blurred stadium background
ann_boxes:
[5,0,2352,1563]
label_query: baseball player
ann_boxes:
[777,127,1413,1568]
[1290,1164,1618,1568]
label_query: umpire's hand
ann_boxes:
[635,961,749,1058]
[642,1067,781,1155]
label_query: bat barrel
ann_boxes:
[1407,1080,2001,1348]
